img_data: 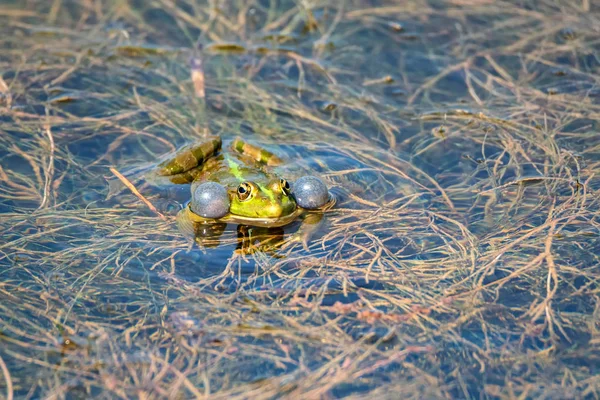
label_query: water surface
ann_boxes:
[1,0,599,398]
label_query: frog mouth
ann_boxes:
[180,193,336,228]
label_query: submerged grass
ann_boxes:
[1,0,600,398]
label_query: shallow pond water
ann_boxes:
[1,0,600,398]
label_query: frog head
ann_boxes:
[230,178,297,218]
[189,174,331,227]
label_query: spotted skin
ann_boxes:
[157,137,222,176]
[158,137,298,220]
[156,136,335,253]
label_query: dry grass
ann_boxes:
[1,0,600,398]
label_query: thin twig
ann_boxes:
[109,167,167,221]
[39,108,56,210]
[0,355,13,400]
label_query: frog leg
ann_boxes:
[230,137,283,166]
[235,225,256,255]
[234,225,286,255]
[157,136,222,176]
[176,207,227,249]
[281,212,326,252]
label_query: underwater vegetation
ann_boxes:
[1,0,600,398]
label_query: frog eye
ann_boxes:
[237,182,253,201]
[280,178,291,195]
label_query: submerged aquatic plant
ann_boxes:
[1,0,600,398]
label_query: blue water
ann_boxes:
[1,0,600,398]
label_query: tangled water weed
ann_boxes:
[1,0,600,398]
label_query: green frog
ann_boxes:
[153,136,335,252]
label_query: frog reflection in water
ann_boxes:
[155,136,335,253]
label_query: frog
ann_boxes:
[153,135,335,252]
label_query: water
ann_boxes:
[1,0,599,398]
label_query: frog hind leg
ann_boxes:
[292,212,325,251]
[230,137,283,166]
[157,136,222,176]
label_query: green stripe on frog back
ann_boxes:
[231,137,283,166]
[226,157,244,182]
[257,183,276,202]
[226,157,276,202]
[157,137,222,176]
